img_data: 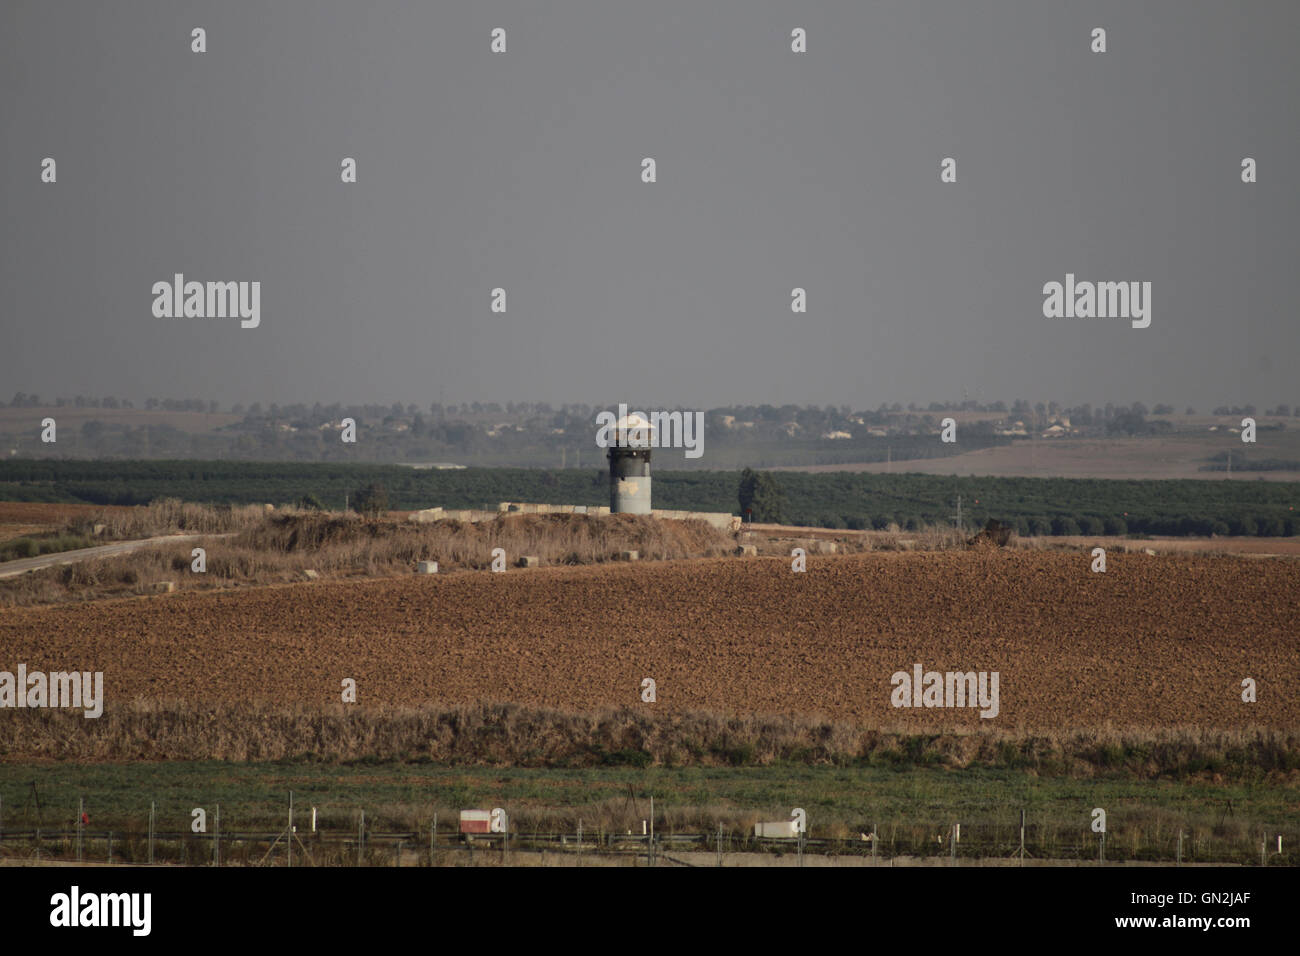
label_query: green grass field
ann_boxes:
[2,761,1295,864]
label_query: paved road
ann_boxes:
[0,534,213,579]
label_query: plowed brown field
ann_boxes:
[2,552,1297,729]
[0,502,133,537]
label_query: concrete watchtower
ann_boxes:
[608,413,654,514]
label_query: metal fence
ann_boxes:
[0,820,1293,867]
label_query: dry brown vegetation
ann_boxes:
[0,510,736,606]
[62,498,268,539]
[2,701,1296,778]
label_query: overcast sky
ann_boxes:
[2,1,1296,411]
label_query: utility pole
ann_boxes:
[950,495,964,535]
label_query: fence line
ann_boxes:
[0,822,1292,867]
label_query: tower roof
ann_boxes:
[614,413,655,447]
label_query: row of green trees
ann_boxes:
[797,512,1294,537]
[2,460,1297,537]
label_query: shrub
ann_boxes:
[350,483,388,518]
[12,538,39,559]
[1051,516,1081,536]
[737,468,788,524]
[1080,516,1105,535]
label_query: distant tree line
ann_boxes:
[1,460,1296,538]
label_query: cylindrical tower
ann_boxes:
[608,413,653,514]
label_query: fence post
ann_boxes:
[1019,810,1025,865]
[148,801,155,865]
[77,797,83,863]
[214,804,221,867]
[431,814,437,868]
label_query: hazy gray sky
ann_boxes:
[2,1,1296,411]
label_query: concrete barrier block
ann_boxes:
[416,561,438,574]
